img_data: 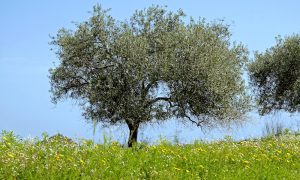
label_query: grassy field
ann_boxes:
[1,131,300,179]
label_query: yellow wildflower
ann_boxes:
[243,160,249,164]
[80,159,84,164]
[7,153,14,158]
[55,154,61,160]
[198,165,204,169]
[174,167,181,171]
[197,147,206,152]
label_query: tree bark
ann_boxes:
[127,123,139,147]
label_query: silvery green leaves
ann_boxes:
[49,5,250,146]
[249,35,300,115]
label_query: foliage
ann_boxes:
[249,34,300,115]
[2,131,300,179]
[49,5,250,146]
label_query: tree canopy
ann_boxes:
[249,34,300,115]
[49,5,250,146]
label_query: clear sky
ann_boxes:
[1,0,300,143]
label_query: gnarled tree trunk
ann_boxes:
[127,123,139,147]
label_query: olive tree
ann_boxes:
[249,34,300,115]
[49,5,250,147]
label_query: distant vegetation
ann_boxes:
[249,34,300,115]
[1,131,300,179]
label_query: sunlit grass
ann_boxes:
[1,131,300,179]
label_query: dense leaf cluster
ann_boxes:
[249,35,300,115]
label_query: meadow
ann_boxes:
[1,131,300,179]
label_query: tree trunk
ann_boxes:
[127,123,139,147]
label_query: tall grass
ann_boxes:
[263,120,288,137]
[1,130,300,179]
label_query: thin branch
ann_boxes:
[148,97,171,105]
[183,114,205,127]
[93,64,115,70]
[145,80,156,93]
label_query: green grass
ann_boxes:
[1,131,300,179]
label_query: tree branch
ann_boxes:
[146,97,171,107]
[183,113,205,127]
[93,64,115,71]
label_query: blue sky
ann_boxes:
[1,0,300,143]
